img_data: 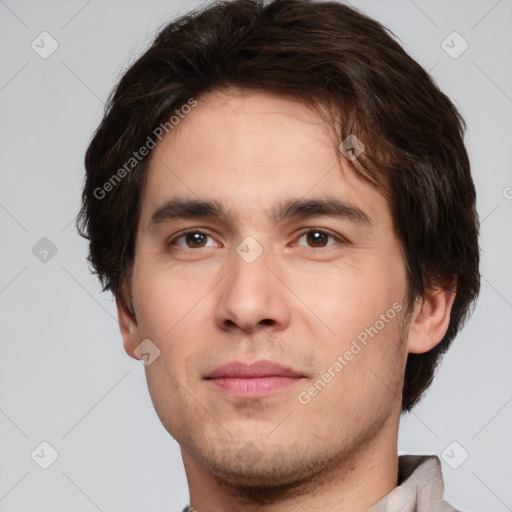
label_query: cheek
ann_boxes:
[297,309,406,427]
[287,257,406,339]
[290,257,408,413]
[131,254,206,340]
[131,258,214,387]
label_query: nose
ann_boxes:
[214,242,291,334]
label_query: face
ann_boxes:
[121,89,414,489]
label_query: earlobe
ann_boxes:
[116,295,140,360]
[406,281,457,355]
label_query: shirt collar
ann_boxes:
[367,455,458,512]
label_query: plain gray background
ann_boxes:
[1,0,511,510]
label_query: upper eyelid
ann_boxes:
[295,227,343,239]
[168,228,218,245]
[293,228,347,246]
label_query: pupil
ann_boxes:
[308,231,327,247]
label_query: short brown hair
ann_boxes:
[78,0,480,412]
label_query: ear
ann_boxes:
[406,280,457,355]
[116,295,141,361]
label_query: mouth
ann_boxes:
[204,359,306,397]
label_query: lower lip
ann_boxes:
[207,376,303,397]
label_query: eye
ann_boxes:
[295,229,342,248]
[168,229,218,249]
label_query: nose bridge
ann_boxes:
[229,235,275,310]
[215,235,290,333]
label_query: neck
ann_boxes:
[182,413,400,512]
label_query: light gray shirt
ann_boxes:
[181,455,460,512]
[368,455,460,511]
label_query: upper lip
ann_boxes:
[205,360,305,379]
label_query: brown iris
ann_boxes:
[185,232,208,248]
[306,231,329,247]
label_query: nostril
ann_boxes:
[260,319,274,325]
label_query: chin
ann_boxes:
[203,447,333,505]
[206,440,333,484]
[210,461,298,487]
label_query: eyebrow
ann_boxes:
[148,196,371,229]
[148,197,228,228]
[272,197,371,225]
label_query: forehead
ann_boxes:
[155,88,339,173]
[139,88,388,227]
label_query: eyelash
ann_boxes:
[167,228,346,250]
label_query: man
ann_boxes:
[78,0,480,510]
